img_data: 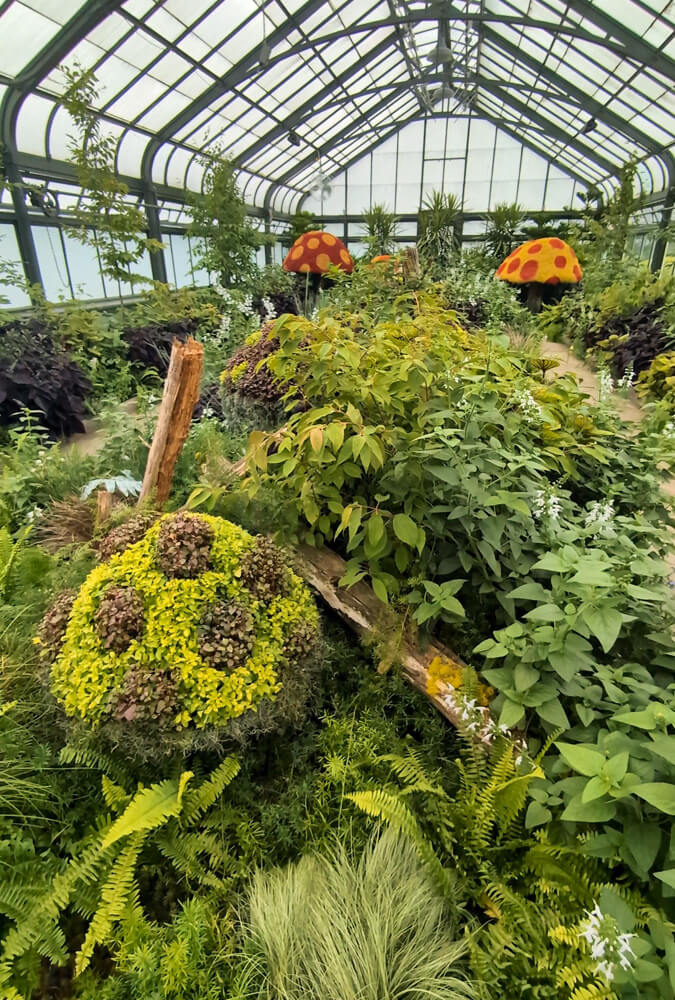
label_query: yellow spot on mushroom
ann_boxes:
[339,249,351,265]
[307,237,320,249]
[322,233,336,246]
[299,263,311,272]
[315,252,331,271]
[291,246,304,260]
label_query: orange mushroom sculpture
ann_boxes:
[282,230,354,276]
[495,237,582,313]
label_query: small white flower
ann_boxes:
[261,295,277,320]
[585,500,614,530]
[663,422,675,441]
[237,294,254,317]
[579,904,636,983]
[532,490,562,521]
[617,364,634,391]
[598,369,614,402]
[513,387,543,424]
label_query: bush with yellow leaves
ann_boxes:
[43,512,319,749]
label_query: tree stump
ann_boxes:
[139,337,203,507]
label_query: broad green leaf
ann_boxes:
[604,752,629,784]
[584,606,623,653]
[509,582,551,601]
[537,697,569,728]
[624,822,661,873]
[514,663,539,692]
[582,775,611,802]
[655,869,675,890]
[392,513,419,547]
[371,576,389,604]
[499,699,524,729]
[367,514,385,547]
[309,426,323,452]
[634,783,675,815]
[561,793,617,822]
[599,888,636,932]
[525,603,564,622]
[569,563,613,587]
[555,742,605,776]
[102,774,192,848]
[532,552,565,573]
[525,800,552,828]
[612,708,657,730]
[648,736,675,766]
[440,596,465,617]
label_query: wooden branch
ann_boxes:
[96,489,113,526]
[139,338,204,507]
[296,544,473,730]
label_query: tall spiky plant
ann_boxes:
[361,203,400,258]
[417,191,462,274]
[484,202,525,263]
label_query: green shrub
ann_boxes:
[637,352,675,409]
[44,513,319,747]
[235,831,476,1000]
[351,733,673,999]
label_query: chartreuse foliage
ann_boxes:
[350,731,674,1000]
[0,757,239,999]
[49,514,318,732]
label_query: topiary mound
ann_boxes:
[45,513,319,747]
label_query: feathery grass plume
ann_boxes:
[235,830,477,1000]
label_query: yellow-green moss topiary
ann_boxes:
[48,513,319,736]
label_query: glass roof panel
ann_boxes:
[0,0,672,218]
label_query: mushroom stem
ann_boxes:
[526,282,544,313]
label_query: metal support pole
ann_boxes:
[143,183,168,284]
[264,209,273,266]
[651,187,674,274]
[4,158,42,291]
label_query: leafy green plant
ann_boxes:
[0,317,92,437]
[484,202,525,263]
[637,352,675,409]
[61,66,162,292]
[418,191,461,273]
[0,757,239,999]
[235,831,476,1000]
[188,152,270,287]
[361,203,400,258]
[350,734,673,999]
[46,513,319,747]
[285,211,319,248]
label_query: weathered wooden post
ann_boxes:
[139,337,204,507]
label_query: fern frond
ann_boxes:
[180,757,239,825]
[101,772,192,848]
[101,775,131,812]
[380,750,446,796]
[59,744,130,786]
[75,832,145,975]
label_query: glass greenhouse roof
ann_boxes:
[0,0,674,216]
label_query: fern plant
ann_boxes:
[349,730,670,999]
[0,756,240,999]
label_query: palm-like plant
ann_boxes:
[484,202,525,263]
[417,191,462,273]
[361,203,400,257]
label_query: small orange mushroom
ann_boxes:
[370,254,393,265]
[282,230,354,275]
[495,237,582,312]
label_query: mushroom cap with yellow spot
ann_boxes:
[282,230,354,274]
[495,238,582,286]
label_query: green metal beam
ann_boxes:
[565,0,675,82]
[140,0,329,190]
[233,31,399,170]
[480,24,675,187]
[476,79,617,176]
[0,0,119,292]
